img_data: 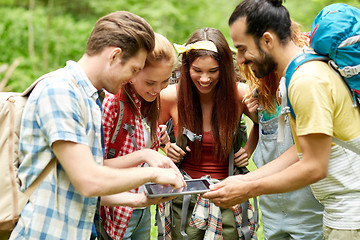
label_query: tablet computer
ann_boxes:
[144,178,212,198]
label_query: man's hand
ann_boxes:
[150,166,186,190]
[202,175,252,208]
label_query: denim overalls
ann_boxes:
[253,109,324,240]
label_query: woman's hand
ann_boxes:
[159,124,170,145]
[166,143,190,163]
[234,147,249,167]
[244,94,259,114]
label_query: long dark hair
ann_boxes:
[177,28,240,161]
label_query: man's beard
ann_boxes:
[252,47,278,79]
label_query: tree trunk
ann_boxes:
[43,0,54,71]
[28,0,37,71]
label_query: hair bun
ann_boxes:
[267,0,284,7]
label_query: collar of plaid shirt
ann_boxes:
[101,87,161,239]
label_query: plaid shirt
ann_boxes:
[10,61,103,240]
[101,89,160,240]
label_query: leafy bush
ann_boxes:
[0,7,93,92]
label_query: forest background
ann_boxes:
[1,0,360,239]
[1,0,360,92]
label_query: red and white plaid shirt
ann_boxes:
[101,89,160,239]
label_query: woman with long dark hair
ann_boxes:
[159,27,258,240]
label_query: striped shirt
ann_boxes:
[10,60,103,239]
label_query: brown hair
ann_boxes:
[124,33,176,143]
[177,28,240,161]
[146,33,177,67]
[241,20,309,114]
[86,11,155,62]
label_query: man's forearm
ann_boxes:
[244,145,298,181]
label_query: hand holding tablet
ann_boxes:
[144,178,212,198]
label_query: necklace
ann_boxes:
[123,88,151,133]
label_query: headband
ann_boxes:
[173,40,218,54]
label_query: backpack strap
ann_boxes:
[180,194,191,240]
[23,158,57,198]
[123,123,138,151]
[332,137,360,155]
[106,99,138,159]
[228,145,255,240]
[23,74,87,200]
[174,127,202,165]
[106,100,125,159]
[283,52,360,154]
[329,60,360,110]
[240,201,251,240]
[182,128,202,142]
[229,118,259,239]
[20,72,55,97]
[156,204,165,240]
[284,52,329,120]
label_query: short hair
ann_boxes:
[146,33,177,67]
[229,0,291,45]
[86,11,155,62]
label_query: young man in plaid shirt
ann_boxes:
[10,11,184,240]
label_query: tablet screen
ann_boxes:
[145,179,211,197]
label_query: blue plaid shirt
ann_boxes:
[10,61,103,240]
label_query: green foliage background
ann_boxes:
[1,0,359,92]
[1,0,359,239]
